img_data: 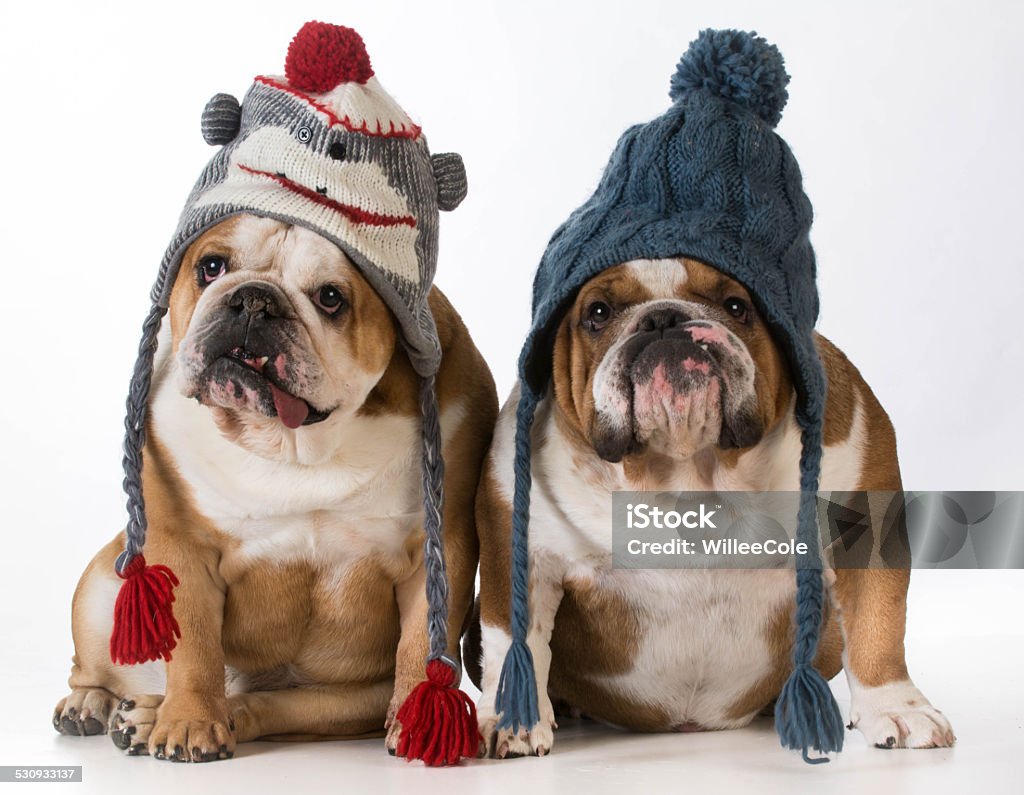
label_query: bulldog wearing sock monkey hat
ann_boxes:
[53,21,496,766]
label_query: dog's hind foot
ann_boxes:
[53,687,118,736]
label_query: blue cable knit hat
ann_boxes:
[495,29,845,763]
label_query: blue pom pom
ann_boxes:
[670,29,790,128]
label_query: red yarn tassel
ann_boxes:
[395,659,480,766]
[109,555,181,665]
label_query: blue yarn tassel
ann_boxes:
[774,420,845,763]
[495,639,540,731]
[775,660,845,764]
[495,388,541,732]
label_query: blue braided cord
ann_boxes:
[495,387,541,731]
[774,417,845,762]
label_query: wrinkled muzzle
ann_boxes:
[592,306,763,462]
[177,281,329,429]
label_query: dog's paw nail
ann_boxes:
[193,746,221,763]
[128,743,146,756]
[497,741,509,759]
[119,699,135,712]
[59,718,81,736]
[154,743,166,759]
[537,746,548,756]
[111,730,131,750]
[172,745,185,762]
[875,736,897,749]
[81,717,104,735]
[846,722,855,731]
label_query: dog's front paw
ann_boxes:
[849,681,955,749]
[112,694,236,762]
[479,713,555,758]
[383,688,408,756]
[384,718,403,756]
[109,694,163,756]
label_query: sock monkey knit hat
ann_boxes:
[111,21,476,765]
[496,29,845,763]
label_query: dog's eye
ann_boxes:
[313,284,346,316]
[724,297,749,323]
[584,301,614,332]
[198,255,228,286]
[328,141,346,160]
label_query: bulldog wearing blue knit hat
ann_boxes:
[470,29,953,761]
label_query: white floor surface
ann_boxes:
[4,634,1020,795]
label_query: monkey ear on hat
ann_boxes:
[431,152,467,211]
[201,93,242,146]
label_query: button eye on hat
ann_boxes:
[110,20,476,766]
[497,29,845,764]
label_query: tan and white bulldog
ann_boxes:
[470,257,954,757]
[53,214,497,761]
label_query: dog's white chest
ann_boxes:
[579,567,793,728]
[150,356,423,573]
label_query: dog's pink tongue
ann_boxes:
[268,382,309,429]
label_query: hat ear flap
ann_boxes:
[431,152,467,211]
[201,93,241,146]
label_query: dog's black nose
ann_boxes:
[228,283,285,319]
[638,306,691,334]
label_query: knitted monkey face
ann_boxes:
[169,215,397,461]
[550,258,793,465]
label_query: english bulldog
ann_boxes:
[53,214,497,761]
[470,257,954,757]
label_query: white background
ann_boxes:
[0,1,1021,793]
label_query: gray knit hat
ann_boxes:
[110,21,478,765]
[495,29,844,763]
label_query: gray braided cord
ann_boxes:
[419,375,453,668]
[115,302,167,576]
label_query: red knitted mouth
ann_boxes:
[238,164,416,228]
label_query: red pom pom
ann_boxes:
[109,555,181,666]
[394,659,481,766]
[285,21,374,93]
